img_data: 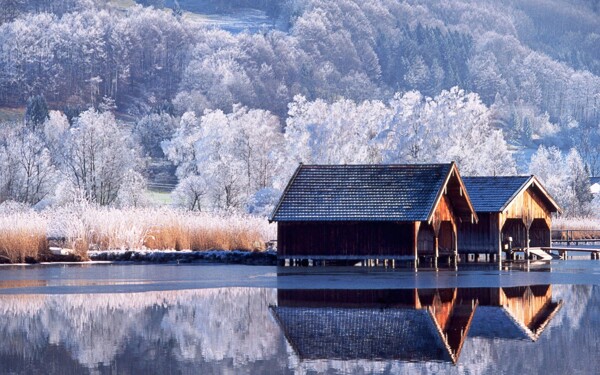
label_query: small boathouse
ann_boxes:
[270,163,477,265]
[458,176,561,259]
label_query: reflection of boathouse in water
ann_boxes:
[270,286,562,364]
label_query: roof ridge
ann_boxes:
[463,175,531,179]
[299,163,452,168]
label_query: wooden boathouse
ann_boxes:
[270,163,477,265]
[458,176,561,259]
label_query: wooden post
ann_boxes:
[413,222,421,269]
[434,235,439,269]
[498,213,505,267]
[526,227,530,260]
[452,222,458,265]
[524,218,531,260]
[548,219,552,248]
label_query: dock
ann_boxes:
[541,246,600,260]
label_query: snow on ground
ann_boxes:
[88,249,277,265]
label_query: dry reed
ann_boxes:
[553,216,600,231]
[0,204,274,263]
[552,216,600,240]
[49,206,275,253]
[0,212,48,263]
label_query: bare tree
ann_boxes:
[58,109,145,206]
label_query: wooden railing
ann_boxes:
[552,229,600,245]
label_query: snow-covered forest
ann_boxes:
[1,0,599,217]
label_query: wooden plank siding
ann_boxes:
[503,187,552,229]
[428,193,458,255]
[277,221,415,259]
[271,163,477,262]
[501,187,553,250]
[458,213,500,254]
[458,179,558,254]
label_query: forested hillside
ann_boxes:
[0,0,598,216]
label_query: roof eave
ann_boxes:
[499,176,562,214]
[530,175,563,214]
[269,164,304,223]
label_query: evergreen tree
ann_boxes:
[172,0,183,19]
[0,0,25,24]
[571,158,594,215]
[24,95,49,132]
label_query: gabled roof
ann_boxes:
[270,163,476,222]
[468,301,562,341]
[462,176,561,214]
[462,176,531,212]
[270,306,453,362]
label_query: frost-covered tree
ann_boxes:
[0,0,25,24]
[134,112,177,158]
[58,109,145,206]
[246,187,281,217]
[165,106,283,211]
[162,111,202,180]
[171,175,207,211]
[0,124,57,206]
[566,149,593,216]
[43,110,70,159]
[529,146,592,216]
[192,106,283,210]
[116,170,149,208]
[283,87,515,181]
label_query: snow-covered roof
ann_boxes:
[462,175,561,213]
[270,163,476,222]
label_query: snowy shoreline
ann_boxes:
[88,249,277,265]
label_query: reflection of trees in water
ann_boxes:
[552,284,592,330]
[0,288,283,372]
[457,285,596,375]
[284,285,597,375]
[0,285,597,374]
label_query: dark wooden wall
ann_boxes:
[458,185,554,254]
[418,224,435,253]
[417,222,454,255]
[530,219,551,247]
[277,221,414,258]
[458,213,500,254]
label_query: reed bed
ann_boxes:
[0,205,276,263]
[53,206,275,252]
[552,216,600,240]
[0,212,48,263]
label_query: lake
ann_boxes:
[1,261,599,374]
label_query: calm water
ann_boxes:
[1,261,599,374]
